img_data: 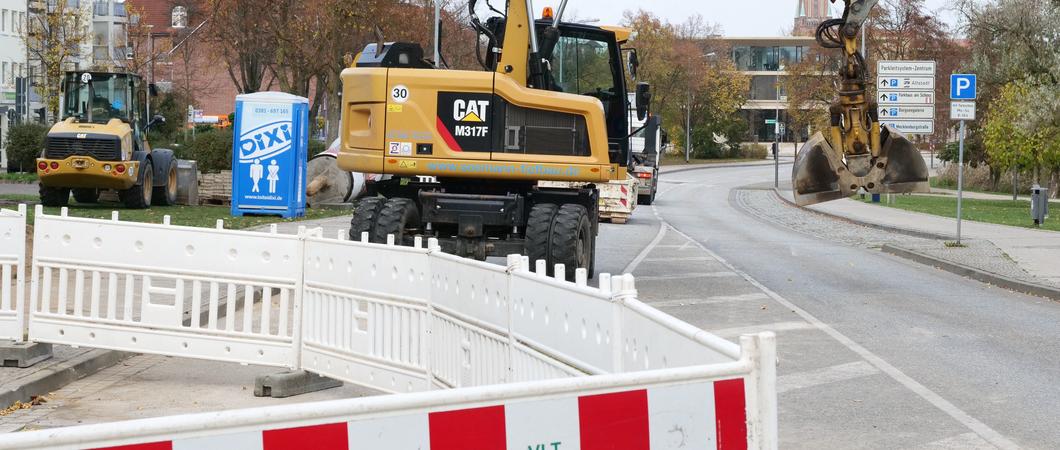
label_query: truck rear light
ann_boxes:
[115,164,126,173]
[636,172,652,179]
[103,164,112,171]
[49,162,59,170]
[37,161,47,170]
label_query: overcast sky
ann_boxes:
[535,0,960,36]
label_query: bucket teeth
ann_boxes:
[791,126,929,206]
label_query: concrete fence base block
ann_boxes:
[0,342,53,368]
[254,370,343,398]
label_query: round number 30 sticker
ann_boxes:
[391,85,410,103]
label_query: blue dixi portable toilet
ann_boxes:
[231,92,308,218]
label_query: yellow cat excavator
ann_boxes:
[338,0,651,279]
[792,0,930,205]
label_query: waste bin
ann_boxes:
[1031,184,1049,226]
[176,159,199,205]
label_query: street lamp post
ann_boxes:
[774,80,780,188]
[685,92,691,163]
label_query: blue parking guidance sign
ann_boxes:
[950,74,977,100]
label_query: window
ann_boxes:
[550,35,615,96]
[113,0,125,17]
[2,63,7,86]
[63,72,133,123]
[93,0,108,16]
[171,6,187,28]
[2,10,7,33]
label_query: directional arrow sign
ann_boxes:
[878,91,934,105]
[881,121,934,134]
[877,76,934,90]
[878,106,934,119]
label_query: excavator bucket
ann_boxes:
[792,127,929,206]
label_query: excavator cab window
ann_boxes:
[62,73,133,124]
[540,24,628,162]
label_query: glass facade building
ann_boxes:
[722,37,818,142]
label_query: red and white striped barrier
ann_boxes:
[0,333,773,450]
[1,208,778,449]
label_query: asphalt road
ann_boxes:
[4,163,1058,449]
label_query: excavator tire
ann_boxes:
[348,196,386,242]
[39,185,70,207]
[549,204,592,281]
[372,198,421,245]
[72,188,100,204]
[525,203,558,270]
[119,159,153,209]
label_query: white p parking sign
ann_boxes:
[950,74,977,100]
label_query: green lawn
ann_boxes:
[0,172,38,183]
[929,176,1021,197]
[1,197,350,229]
[858,195,1058,232]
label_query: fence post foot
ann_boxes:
[254,370,342,398]
[0,341,53,368]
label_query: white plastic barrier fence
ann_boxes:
[0,333,774,450]
[28,206,304,367]
[0,204,26,342]
[11,208,778,448]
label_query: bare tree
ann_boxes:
[23,1,92,120]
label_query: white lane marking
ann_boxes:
[643,256,714,262]
[636,272,739,281]
[621,220,667,275]
[910,433,996,450]
[776,361,880,394]
[655,204,1020,450]
[711,321,815,338]
[648,293,771,308]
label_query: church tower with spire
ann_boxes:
[794,0,833,36]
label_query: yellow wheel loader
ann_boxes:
[338,0,653,279]
[791,0,930,205]
[36,71,177,209]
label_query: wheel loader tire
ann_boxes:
[348,196,386,242]
[152,160,178,206]
[73,188,100,204]
[525,203,558,270]
[39,185,70,207]
[549,204,592,280]
[372,198,421,245]
[119,159,153,209]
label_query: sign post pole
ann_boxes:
[949,73,977,245]
[956,119,965,244]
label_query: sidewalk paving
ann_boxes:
[776,189,1060,286]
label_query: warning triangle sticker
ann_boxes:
[459,111,484,122]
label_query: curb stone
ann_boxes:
[0,349,133,409]
[881,244,1060,301]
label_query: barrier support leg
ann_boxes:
[741,332,778,450]
[254,370,343,398]
[0,341,52,368]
